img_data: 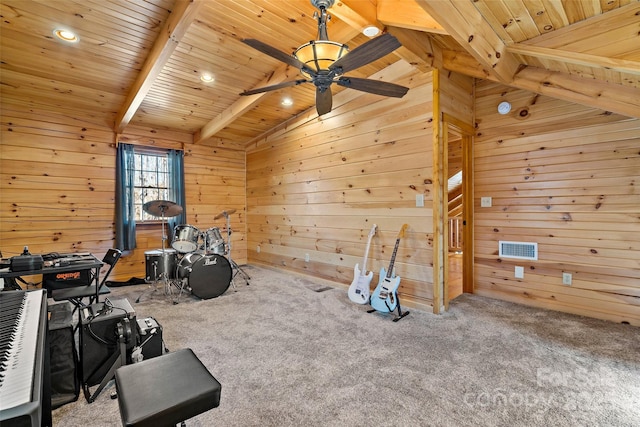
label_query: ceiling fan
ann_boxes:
[239,0,409,116]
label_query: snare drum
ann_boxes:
[176,253,232,299]
[203,227,226,254]
[145,249,178,282]
[172,224,200,253]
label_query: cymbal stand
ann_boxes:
[136,207,181,304]
[224,213,250,288]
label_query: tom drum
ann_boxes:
[145,249,178,282]
[203,227,226,254]
[176,253,232,299]
[172,224,200,253]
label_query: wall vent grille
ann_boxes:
[499,241,538,260]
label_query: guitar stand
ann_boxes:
[84,318,131,403]
[367,292,410,322]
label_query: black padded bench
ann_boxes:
[115,348,221,427]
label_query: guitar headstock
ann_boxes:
[368,224,377,238]
[397,224,409,239]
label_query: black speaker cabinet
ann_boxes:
[80,298,136,386]
[48,301,79,409]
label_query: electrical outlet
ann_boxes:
[514,266,524,279]
[416,194,424,207]
[481,197,492,207]
[562,272,572,286]
[305,253,310,262]
[256,245,260,253]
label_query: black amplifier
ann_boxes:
[10,254,44,271]
[135,317,164,361]
[80,298,136,386]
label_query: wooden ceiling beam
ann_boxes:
[330,0,437,72]
[507,44,640,76]
[442,49,640,119]
[415,0,520,83]
[114,0,203,133]
[377,0,448,35]
[194,64,296,144]
[512,66,640,120]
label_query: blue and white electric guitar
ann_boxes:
[370,224,408,313]
[348,224,377,304]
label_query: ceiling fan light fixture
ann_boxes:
[294,40,348,79]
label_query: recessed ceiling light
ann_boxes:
[281,98,293,106]
[362,25,380,37]
[200,73,214,83]
[497,101,512,115]
[53,29,79,43]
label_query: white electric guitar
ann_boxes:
[348,224,377,304]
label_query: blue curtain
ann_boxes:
[115,143,137,251]
[167,149,187,241]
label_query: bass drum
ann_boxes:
[176,253,232,299]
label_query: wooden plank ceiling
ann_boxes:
[1,0,639,149]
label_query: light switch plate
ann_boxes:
[416,194,424,207]
[515,266,524,279]
[481,197,492,207]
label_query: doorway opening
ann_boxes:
[442,114,474,310]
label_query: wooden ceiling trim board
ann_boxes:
[376,0,447,34]
[415,0,520,83]
[507,44,640,76]
[114,0,204,133]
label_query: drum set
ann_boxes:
[138,200,250,303]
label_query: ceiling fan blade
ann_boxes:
[316,87,333,116]
[240,79,308,96]
[242,39,307,70]
[329,33,402,74]
[337,77,409,98]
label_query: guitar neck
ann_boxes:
[359,225,376,278]
[385,238,401,279]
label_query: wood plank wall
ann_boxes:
[246,67,438,310]
[1,104,246,284]
[473,81,640,325]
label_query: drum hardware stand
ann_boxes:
[136,200,184,304]
[220,210,250,288]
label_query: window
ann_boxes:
[115,143,185,251]
[133,150,170,222]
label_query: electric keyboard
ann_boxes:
[0,289,51,427]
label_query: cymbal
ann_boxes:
[214,208,237,220]
[143,200,183,218]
